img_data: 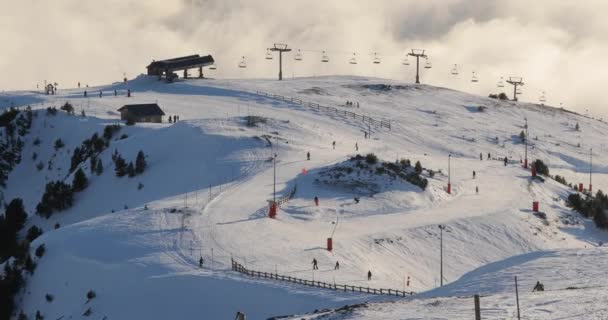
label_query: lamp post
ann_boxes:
[438,224,445,287]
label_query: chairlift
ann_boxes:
[294,49,303,61]
[516,88,523,95]
[349,52,358,65]
[209,64,217,70]
[471,71,478,83]
[373,52,381,64]
[265,49,273,60]
[497,77,505,88]
[238,56,247,68]
[321,51,330,63]
[451,64,459,75]
[402,56,410,66]
[539,91,547,103]
[424,58,432,69]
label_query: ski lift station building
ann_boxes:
[118,103,165,123]
[146,54,215,81]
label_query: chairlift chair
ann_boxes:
[294,49,303,61]
[539,91,547,103]
[497,77,505,88]
[402,56,410,66]
[265,49,273,60]
[349,52,358,65]
[373,52,381,64]
[238,56,247,68]
[321,51,330,63]
[516,88,523,95]
[424,58,432,69]
[451,64,459,75]
[209,64,217,70]
[471,71,478,83]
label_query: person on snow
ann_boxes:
[84,90,87,97]
[99,91,102,98]
[532,281,544,292]
[354,197,360,204]
[312,258,318,270]
[168,116,172,123]
[504,157,508,166]
[479,153,483,160]
[476,186,479,194]
[356,102,360,108]
[367,270,372,281]
[364,132,368,139]
[307,152,310,161]
[199,256,204,268]
[114,90,117,96]
[355,142,359,151]
[314,196,319,206]
[473,171,476,179]
[335,261,340,270]
[332,141,336,149]
[487,152,491,160]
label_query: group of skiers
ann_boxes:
[345,101,359,108]
[168,115,180,123]
[312,258,372,280]
[305,141,359,161]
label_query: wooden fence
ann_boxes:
[255,91,391,130]
[231,259,414,297]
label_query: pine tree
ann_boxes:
[414,161,423,174]
[127,162,135,177]
[114,155,127,177]
[519,130,526,142]
[89,156,97,173]
[135,150,146,174]
[95,159,103,176]
[72,168,88,192]
[5,198,27,236]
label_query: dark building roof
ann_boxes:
[118,104,165,116]
[147,54,215,73]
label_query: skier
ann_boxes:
[332,141,336,149]
[114,90,117,96]
[479,153,483,160]
[364,132,368,139]
[312,258,318,270]
[487,152,491,160]
[78,82,81,88]
[335,261,340,270]
[473,171,476,179]
[504,157,508,166]
[355,142,358,151]
[307,152,310,161]
[314,196,319,206]
[99,91,102,98]
[235,311,246,320]
[367,270,372,281]
[84,90,87,97]
[476,186,479,194]
[532,281,544,292]
[127,89,131,97]
[168,116,172,123]
[354,197,360,204]
[199,256,204,268]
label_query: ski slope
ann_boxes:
[2,75,607,319]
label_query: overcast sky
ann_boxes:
[1,0,607,116]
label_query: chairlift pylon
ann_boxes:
[238,56,247,68]
[265,49,273,60]
[321,51,330,63]
[373,52,381,64]
[471,71,478,83]
[294,49,303,61]
[349,52,358,65]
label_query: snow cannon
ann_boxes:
[327,238,333,251]
[533,201,539,212]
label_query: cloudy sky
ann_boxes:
[1,0,607,116]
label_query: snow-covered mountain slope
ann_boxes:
[282,248,608,319]
[2,75,607,319]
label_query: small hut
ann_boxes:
[117,103,165,123]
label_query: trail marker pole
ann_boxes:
[474,294,481,320]
[439,225,445,286]
[515,276,521,320]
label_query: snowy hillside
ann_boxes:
[1,75,607,319]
